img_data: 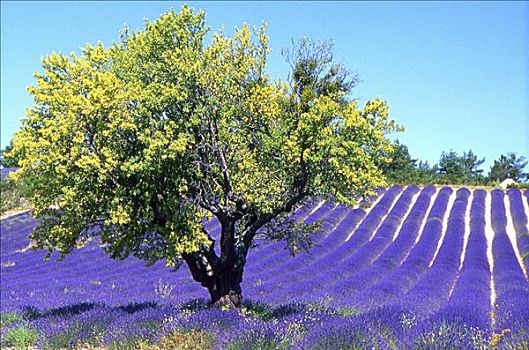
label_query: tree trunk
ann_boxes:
[182,216,246,311]
[208,216,244,310]
[206,268,243,310]
[183,253,243,310]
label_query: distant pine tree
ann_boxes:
[489,153,528,183]
[0,140,20,168]
[381,140,418,184]
[438,149,485,185]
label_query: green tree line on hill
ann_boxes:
[380,140,528,186]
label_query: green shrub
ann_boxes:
[334,306,361,317]
[44,325,105,350]
[1,325,39,349]
[242,301,273,320]
[101,330,216,350]
[0,312,21,329]
[159,329,216,350]
[508,182,529,189]
[0,176,29,214]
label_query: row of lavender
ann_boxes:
[1,186,529,348]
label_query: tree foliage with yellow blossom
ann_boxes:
[10,6,401,308]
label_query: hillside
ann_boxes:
[1,185,529,349]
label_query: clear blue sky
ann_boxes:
[2,1,528,170]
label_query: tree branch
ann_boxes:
[241,190,307,250]
[181,229,219,286]
[212,117,233,209]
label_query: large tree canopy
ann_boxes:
[10,6,400,308]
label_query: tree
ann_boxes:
[10,7,400,309]
[460,149,486,184]
[380,140,418,184]
[437,149,485,185]
[438,150,465,184]
[489,153,528,183]
[461,150,485,177]
[0,139,21,168]
[415,160,438,184]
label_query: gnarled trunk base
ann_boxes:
[213,291,243,310]
[207,271,243,311]
[181,218,246,312]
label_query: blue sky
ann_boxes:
[1,1,528,170]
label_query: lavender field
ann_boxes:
[1,185,529,349]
